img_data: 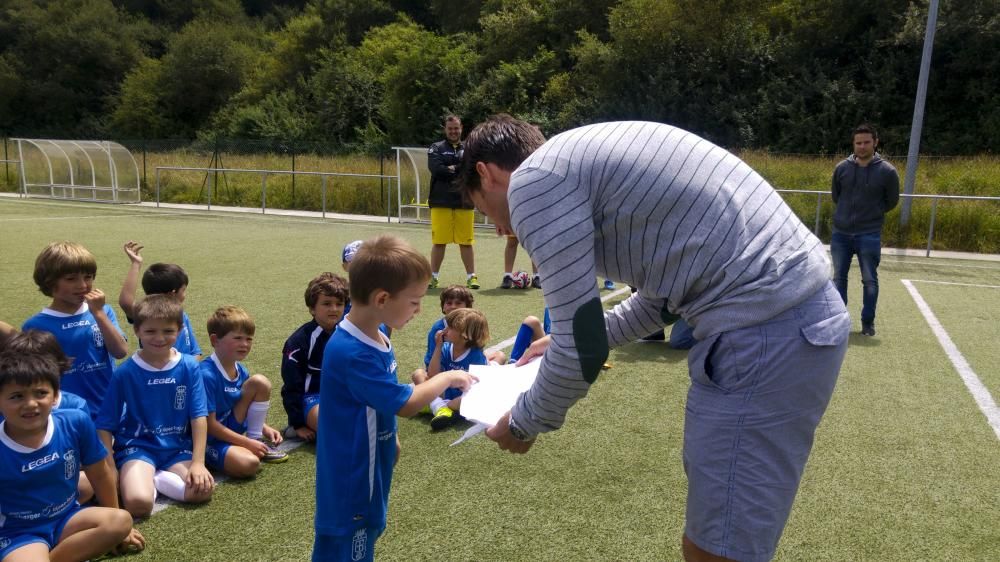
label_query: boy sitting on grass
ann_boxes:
[313,235,476,562]
[281,273,349,442]
[422,307,495,430]
[119,241,202,358]
[23,241,129,419]
[0,352,144,561]
[96,295,214,518]
[199,306,286,479]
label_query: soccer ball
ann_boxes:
[511,270,531,289]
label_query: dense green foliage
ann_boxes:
[1,0,998,153]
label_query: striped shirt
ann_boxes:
[509,121,831,436]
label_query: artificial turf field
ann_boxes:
[1,196,998,561]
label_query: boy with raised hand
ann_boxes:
[280,273,349,442]
[0,351,144,561]
[96,295,214,518]
[119,241,202,358]
[313,235,476,562]
[22,241,129,419]
[200,306,286,479]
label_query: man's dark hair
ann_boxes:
[457,114,546,195]
[444,114,461,125]
[142,263,189,294]
[853,123,878,140]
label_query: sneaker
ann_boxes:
[430,406,456,430]
[501,275,514,289]
[531,275,542,289]
[466,275,480,290]
[603,279,615,290]
[428,277,439,289]
[258,440,289,463]
[639,330,666,342]
[282,425,297,440]
[861,322,876,336]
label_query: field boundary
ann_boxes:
[901,279,1000,441]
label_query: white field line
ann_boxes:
[901,279,1000,442]
[906,279,1000,290]
[0,211,206,222]
[153,284,632,514]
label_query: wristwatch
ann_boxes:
[507,415,535,442]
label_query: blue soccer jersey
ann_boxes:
[0,409,106,532]
[314,319,413,537]
[423,317,446,368]
[55,390,91,418]
[22,304,124,417]
[95,352,207,457]
[198,354,250,441]
[438,342,488,400]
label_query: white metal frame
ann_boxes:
[11,138,140,203]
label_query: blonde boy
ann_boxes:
[96,295,213,518]
[198,306,286,479]
[313,235,476,562]
[22,242,129,417]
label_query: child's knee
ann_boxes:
[247,374,272,393]
[229,451,261,479]
[123,495,153,518]
[524,315,541,330]
[108,508,134,537]
[411,368,427,384]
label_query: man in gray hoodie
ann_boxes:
[831,124,900,336]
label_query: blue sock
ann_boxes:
[509,323,536,363]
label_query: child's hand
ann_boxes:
[84,288,107,313]
[115,527,146,554]
[516,335,551,366]
[186,463,215,494]
[263,424,283,446]
[295,426,316,441]
[245,438,269,459]
[123,241,144,264]
[445,370,478,392]
[434,329,445,346]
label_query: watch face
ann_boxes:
[508,418,531,442]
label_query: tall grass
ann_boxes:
[3,142,998,252]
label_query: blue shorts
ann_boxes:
[303,394,321,419]
[0,503,83,559]
[683,282,849,561]
[205,443,232,472]
[114,445,193,471]
[312,528,381,562]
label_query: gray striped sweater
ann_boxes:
[509,121,831,436]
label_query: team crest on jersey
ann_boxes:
[174,385,187,410]
[351,528,367,561]
[92,324,104,348]
[64,449,77,479]
[0,537,10,550]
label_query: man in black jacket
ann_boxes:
[427,114,478,289]
[831,124,900,336]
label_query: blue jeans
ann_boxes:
[830,231,881,324]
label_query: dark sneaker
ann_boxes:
[639,330,666,342]
[531,275,542,289]
[501,275,514,289]
[430,406,456,430]
[861,322,876,336]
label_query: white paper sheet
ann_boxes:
[448,358,541,446]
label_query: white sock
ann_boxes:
[432,272,440,279]
[467,273,476,280]
[153,470,187,502]
[152,487,158,503]
[504,272,512,278]
[246,401,270,440]
[430,397,448,414]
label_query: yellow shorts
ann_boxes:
[430,208,475,245]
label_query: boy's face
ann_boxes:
[50,272,94,309]
[378,281,427,330]
[311,295,346,332]
[443,325,460,344]
[441,297,468,315]
[135,318,180,357]
[0,380,56,434]
[211,330,254,362]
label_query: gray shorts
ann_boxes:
[683,282,849,561]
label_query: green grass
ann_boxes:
[1,197,999,561]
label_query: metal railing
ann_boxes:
[154,166,397,221]
[775,188,1000,257]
